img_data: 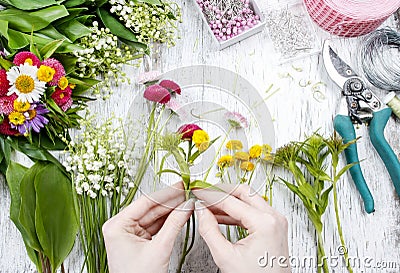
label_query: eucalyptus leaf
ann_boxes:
[34,163,78,272]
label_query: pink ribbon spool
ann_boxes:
[304,0,400,37]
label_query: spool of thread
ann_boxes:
[384,92,400,119]
[303,0,400,37]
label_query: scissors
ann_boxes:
[322,40,400,214]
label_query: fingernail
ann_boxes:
[183,198,195,210]
[194,200,205,216]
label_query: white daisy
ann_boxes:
[6,63,46,103]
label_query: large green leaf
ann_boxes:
[56,19,92,42]
[5,162,41,270]
[18,162,48,251]
[6,0,60,10]
[68,75,100,94]
[40,39,64,60]
[8,29,29,49]
[64,0,88,7]
[97,8,139,42]
[37,25,71,41]
[0,19,9,40]
[34,163,78,272]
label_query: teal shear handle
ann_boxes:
[369,108,400,198]
[334,114,375,213]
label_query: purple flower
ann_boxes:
[143,84,171,104]
[11,103,49,134]
[177,124,202,140]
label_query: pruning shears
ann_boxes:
[322,40,400,214]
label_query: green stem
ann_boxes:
[177,218,191,273]
[203,126,234,183]
[333,182,353,273]
[317,231,329,273]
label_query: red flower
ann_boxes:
[13,51,40,67]
[41,58,66,86]
[159,80,181,95]
[143,84,171,104]
[177,124,202,140]
[0,94,17,115]
[0,117,18,136]
[0,69,10,96]
[51,86,72,110]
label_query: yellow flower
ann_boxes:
[217,155,234,168]
[69,83,76,89]
[9,111,26,125]
[262,144,272,154]
[249,144,262,158]
[263,153,274,161]
[234,151,250,161]
[58,76,69,90]
[192,130,210,152]
[37,65,55,83]
[226,140,243,150]
[13,100,31,112]
[262,195,269,202]
[240,161,255,171]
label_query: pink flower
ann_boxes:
[224,111,249,128]
[137,70,162,84]
[159,79,181,95]
[0,94,17,115]
[61,98,73,112]
[51,86,72,111]
[143,84,171,104]
[51,86,72,106]
[0,69,10,96]
[0,117,18,136]
[41,58,65,86]
[13,51,40,67]
[177,124,202,140]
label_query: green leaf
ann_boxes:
[119,37,149,55]
[334,162,359,182]
[0,19,9,40]
[54,7,88,25]
[37,25,71,42]
[54,54,78,75]
[0,137,12,167]
[320,185,333,213]
[6,161,28,225]
[306,208,323,233]
[18,162,48,251]
[95,0,108,6]
[39,39,64,59]
[189,180,222,191]
[97,8,139,42]
[298,182,322,206]
[8,29,29,49]
[34,163,78,272]
[140,0,162,5]
[304,162,332,182]
[30,5,69,25]
[56,19,92,42]
[157,169,181,177]
[64,0,88,7]
[6,0,59,10]
[0,57,13,70]
[68,76,100,94]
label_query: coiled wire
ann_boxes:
[360,27,400,92]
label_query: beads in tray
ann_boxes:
[195,0,261,42]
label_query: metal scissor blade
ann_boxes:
[322,40,358,89]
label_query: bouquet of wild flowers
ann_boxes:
[0,44,97,173]
[0,0,182,97]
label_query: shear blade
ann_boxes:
[322,40,358,89]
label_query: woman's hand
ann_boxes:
[193,184,290,273]
[103,182,194,273]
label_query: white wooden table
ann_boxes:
[1,0,400,272]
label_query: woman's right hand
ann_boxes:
[193,184,291,273]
